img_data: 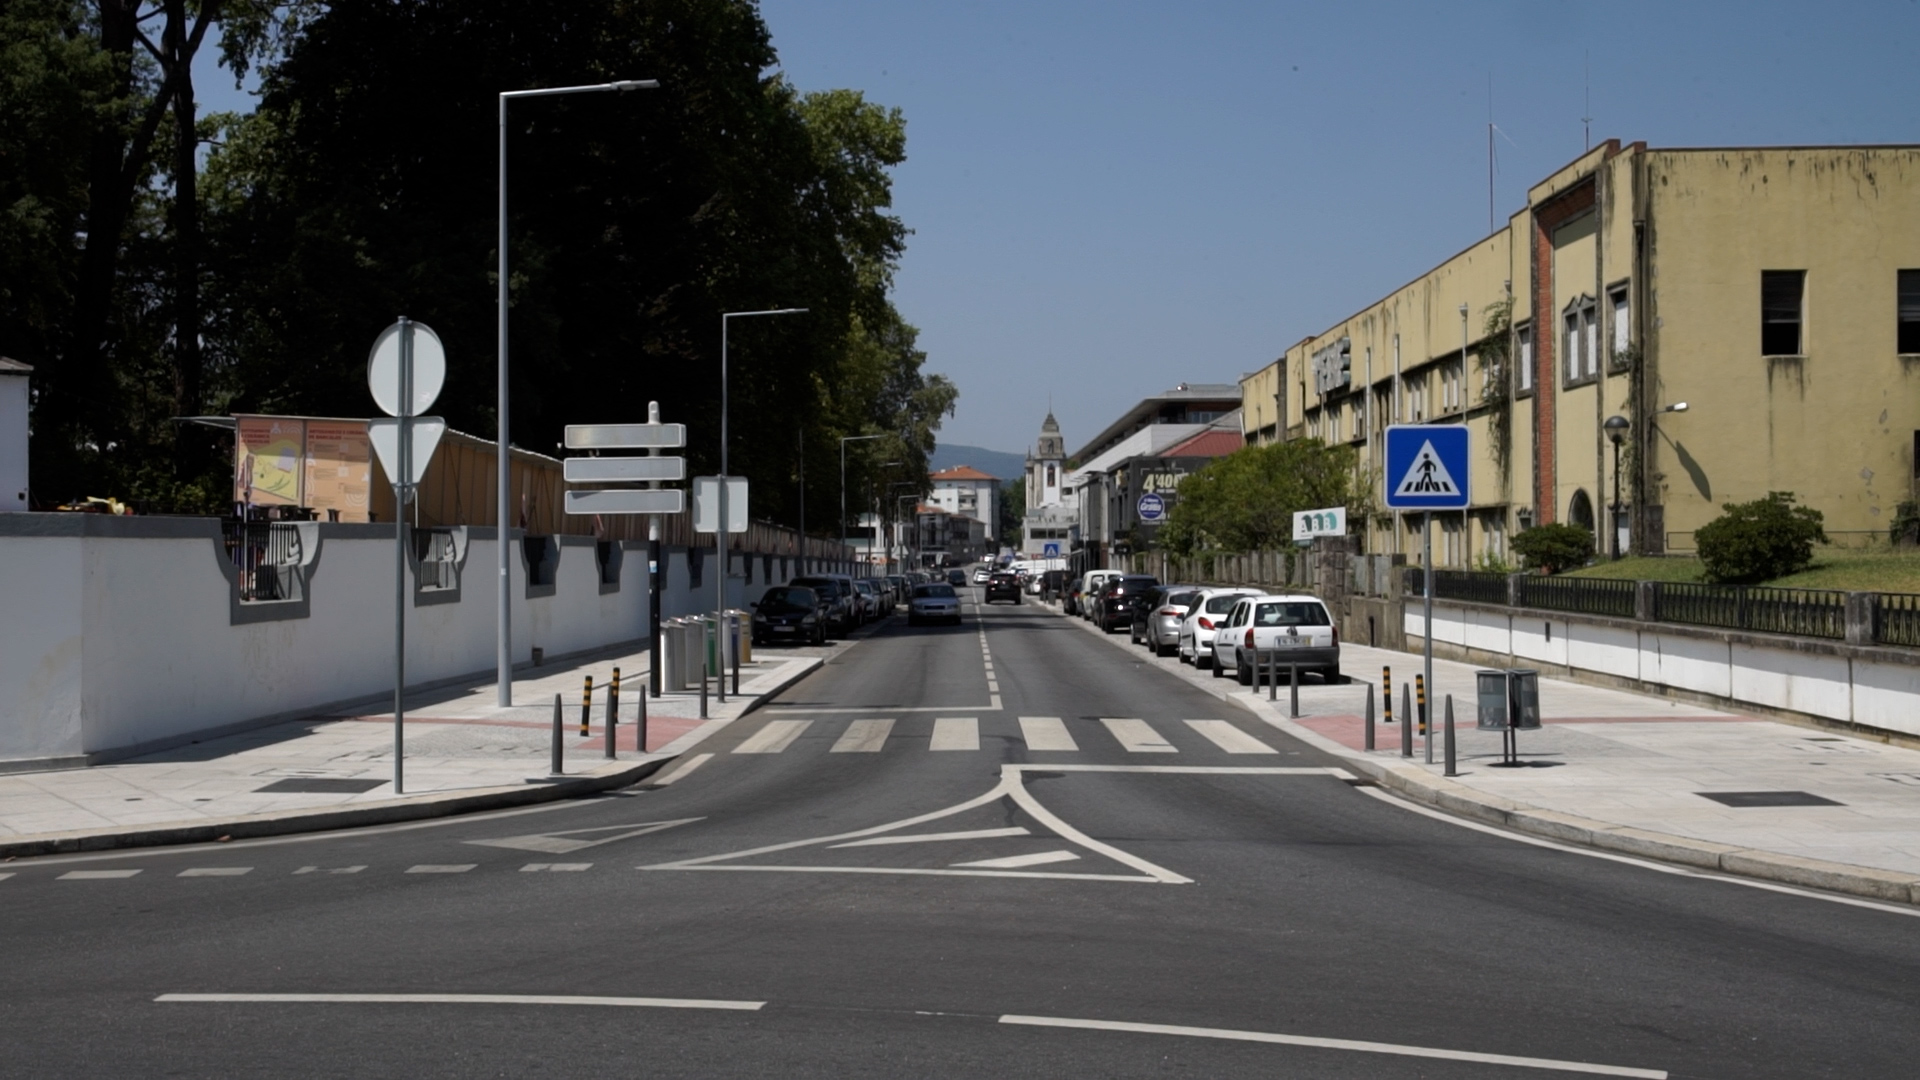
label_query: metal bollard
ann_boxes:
[1382,666,1394,724]
[1364,681,1376,750]
[605,666,620,760]
[1416,674,1427,736]
[698,625,709,720]
[1267,650,1277,701]
[1443,694,1458,777]
[580,675,593,737]
[549,693,563,776]
[1401,681,1413,757]
[731,617,741,696]
[637,669,649,754]
[1289,663,1300,719]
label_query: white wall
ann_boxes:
[0,375,26,511]
[1407,602,1920,733]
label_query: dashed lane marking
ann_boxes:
[1184,720,1278,755]
[293,866,365,875]
[649,753,711,786]
[1018,717,1078,752]
[405,865,476,874]
[733,720,812,754]
[155,993,765,1011]
[1102,718,1177,753]
[58,869,140,880]
[520,863,592,872]
[930,717,979,751]
[178,868,252,877]
[831,718,894,753]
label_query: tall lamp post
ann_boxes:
[496,78,656,707]
[715,308,807,703]
[840,434,885,558]
[1604,414,1630,560]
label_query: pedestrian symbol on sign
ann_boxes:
[1393,440,1461,499]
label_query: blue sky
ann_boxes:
[198,1,1920,458]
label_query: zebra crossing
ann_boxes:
[736,716,1286,757]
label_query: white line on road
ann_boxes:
[1101,718,1177,753]
[734,720,812,754]
[831,827,1030,849]
[293,866,365,875]
[658,865,1155,883]
[1009,765,1345,776]
[405,865,475,874]
[155,993,764,1011]
[177,868,252,877]
[1184,720,1278,755]
[649,753,712,786]
[831,719,894,753]
[952,850,1080,869]
[997,1015,1666,1078]
[1018,717,1078,752]
[520,863,592,872]
[930,718,979,751]
[58,869,140,880]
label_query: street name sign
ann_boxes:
[692,476,748,533]
[564,488,686,515]
[562,416,687,518]
[564,423,687,450]
[1384,425,1470,510]
[563,457,686,484]
[1292,505,1347,543]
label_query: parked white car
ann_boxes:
[1209,593,1342,684]
[1177,588,1255,668]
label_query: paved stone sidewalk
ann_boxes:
[1060,602,1920,885]
[0,639,828,845]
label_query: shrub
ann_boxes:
[1694,491,1827,584]
[1511,523,1594,574]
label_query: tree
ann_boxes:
[1511,523,1594,574]
[1000,476,1025,548]
[1157,440,1361,555]
[1695,491,1827,583]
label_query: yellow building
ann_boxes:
[1244,139,1920,565]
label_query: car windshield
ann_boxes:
[1254,601,1331,627]
[758,587,815,615]
[855,582,874,593]
[1204,594,1246,614]
[914,584,956,598]
[793,578,841,599]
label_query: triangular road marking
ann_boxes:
[1392,440,1461,498]
[465,818,704,854]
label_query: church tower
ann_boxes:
[1026,412,1065,509]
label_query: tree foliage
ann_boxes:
[1157,439,1361,555]
[1511,523,1594,574]
[1694,491,1827,584]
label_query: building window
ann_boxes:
[1046,464,1057,487]
[1440,515,1462,566]
[1609,285,1630,368]
[1563,297,1597,384]
[1408,377,1427,422]
[1899,270,1920,354]
[1329,404,1342,443]
[1482,512,1506,559]
[1762,270,1805,356]
[1516,323,1533,393]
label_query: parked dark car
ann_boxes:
[1040,569,1071,601]
[1097,574,1160,633]
[984,571,1022,604]
[790,575,856,636]
[1063,576,1085,615]
[946,568,968,587]
[751,585,827,646]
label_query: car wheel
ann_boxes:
[1210,655,1224,678]
[1236,654,1253,685]
[1323,667,1343,684]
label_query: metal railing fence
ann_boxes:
[1432,570,1508,606]
[1874,592,1920,647]
[1651,582,1846,640]
[1516,574,1638,619]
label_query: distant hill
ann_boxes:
[928,443,1026,483]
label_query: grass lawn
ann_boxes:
[1567,550,1920,593]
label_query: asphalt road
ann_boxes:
[3,586,1918,1078]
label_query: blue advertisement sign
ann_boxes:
[1137,492,1167,522]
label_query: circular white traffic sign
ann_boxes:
[367,320,446,418]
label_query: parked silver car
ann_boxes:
[1209,594,1342,684]
[1133,586,1202,656]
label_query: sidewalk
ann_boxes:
[0,638,830,857]
[1055,600,1920,904]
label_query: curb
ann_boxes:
[1046,600,1920,907]
[0,656,823,861]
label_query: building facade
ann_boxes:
[927,465,1001,544]
[1242,140,1920,566]
[1068,383,1243,568]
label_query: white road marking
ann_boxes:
[405,865,475,874]
[952,850,1080,869]
[1019,717,1078,752]
[1184,720,1278,755]
[1011,765,1344,776]
[465,819,703,854]
[293,866,365,875]
[155,993,764,1011]
[58,869,140,880]
[177,868,252,877]
[998,1015,1666,1077]
[734,720,812,754]
[649,753,712,786]
[986,680,1000,693]
[830,827,1030,849]
[520,863,592,872]
[930,717,979,752]
[831,718,894,753]
[0,872,12,882]
[1101,718,1177,753]
[661,865,1154,883]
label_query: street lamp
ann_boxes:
[496,77,657,707]
[840,434,885,555]
[716,307,808,703]
[1604,414,1630,559]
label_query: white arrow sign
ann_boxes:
[368,417,446,488]
[563,457,686,484]
[565,489,686,515]
[564,423,687,450]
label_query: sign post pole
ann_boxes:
[1424,509,1434,765]
[1382,424,1469,770]
[393,318,411,794]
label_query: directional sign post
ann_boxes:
[1384,424,1470,766]
[564,406,688,703]
[368,317,446,795]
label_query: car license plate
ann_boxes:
[773,626,795,633]
[1279,636,1309,646]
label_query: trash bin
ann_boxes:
[728,611,752,663]
[1508,669,1541,729]
[660,619,689,692]
[1475,670,1510,731]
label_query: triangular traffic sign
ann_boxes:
[1392,439,1461,499]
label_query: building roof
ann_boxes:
[1161,427,1245,459]
[931,465,999,482]
[0,356,33,374]
[1070,382,1243,462]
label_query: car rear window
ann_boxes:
[1254,601,1331,627]
[1165,591,1200,609]
[1204,594,1245,614]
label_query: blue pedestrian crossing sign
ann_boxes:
[1384,425,1470,510]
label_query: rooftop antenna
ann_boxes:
[1487,72,1495,235]
[1582,52,1592,152]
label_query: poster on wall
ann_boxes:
[304,420,373,522]
[235,416,306,506]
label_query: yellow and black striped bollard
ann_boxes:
[1416,673,1428,736]
[580,675,594,737]
[1382,667,1394,724]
